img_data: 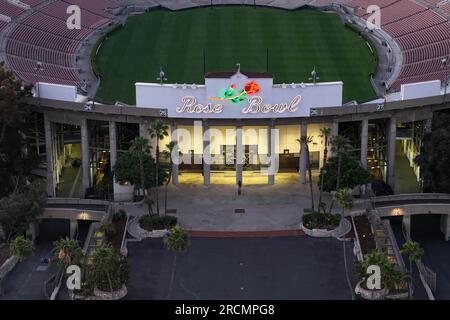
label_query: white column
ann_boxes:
[387,117,397,191]
[171,124,179,185]
[300,122,308,184]
[44,114,56,197]
[361,118,369,170]
[402,215,411,239]
[236,126,243,185]
[69,220,78,239]
[109,121,117,168]
[268,125,275,185]
[81,118,90,196]
[109,121,119,200]
[203,123,211,186]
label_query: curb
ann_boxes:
[187,229,306,238]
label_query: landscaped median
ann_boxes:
[352,215,410,300]
[301,212,342,237]
[128,215,177,239]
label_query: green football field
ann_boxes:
[94,7,377,104]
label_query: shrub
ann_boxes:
[10,235,34,261]
[53,237,84,266]
[303,212,341,230]
[164,227,191,252]
[139,215,177,231]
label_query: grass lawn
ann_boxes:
[95,6,377,104]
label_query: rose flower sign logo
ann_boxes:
[210,80,261,104]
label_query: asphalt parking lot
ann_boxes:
[126,236,356,300]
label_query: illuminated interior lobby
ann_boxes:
[149,123,332,186]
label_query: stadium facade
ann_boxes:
[1,0,450,201]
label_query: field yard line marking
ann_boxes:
[69,167,82,198]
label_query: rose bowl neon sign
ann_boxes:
[176,95,302,115]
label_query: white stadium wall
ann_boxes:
[136,72,343,119]
[400,80,441,101]
[36,82,78,102]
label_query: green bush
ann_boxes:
[10,235,35,261]
[164,227,191,252]
[303,212,341,230]
[139,215,177,231]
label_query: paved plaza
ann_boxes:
[131,172,334,232]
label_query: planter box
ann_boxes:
[355,280,388,300]
[300,223,338,238]
[0,256,19,279]
[136,223,169,239]
[93,285,128,300]
[74,285,128,300]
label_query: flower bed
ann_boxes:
[353,215,376,255]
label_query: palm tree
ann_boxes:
[129,137,150,207]
[334,188,354,299]
[53,237,83,267]
[330,135,352,191]
[164,227,191,252]
[148,120,169,216]
[334,188,353,216]
[320,127,332,168]
[298,136,314,212]
[319,127,331,211]
[400,240,424,299]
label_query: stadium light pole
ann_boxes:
[157,66,167,85]
[309,66,320,84]
[441,57,450,104]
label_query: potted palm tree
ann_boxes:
[53,238,83,267]
[355,250,409,300]
[91,245,128,300]
[148,120,169,216]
